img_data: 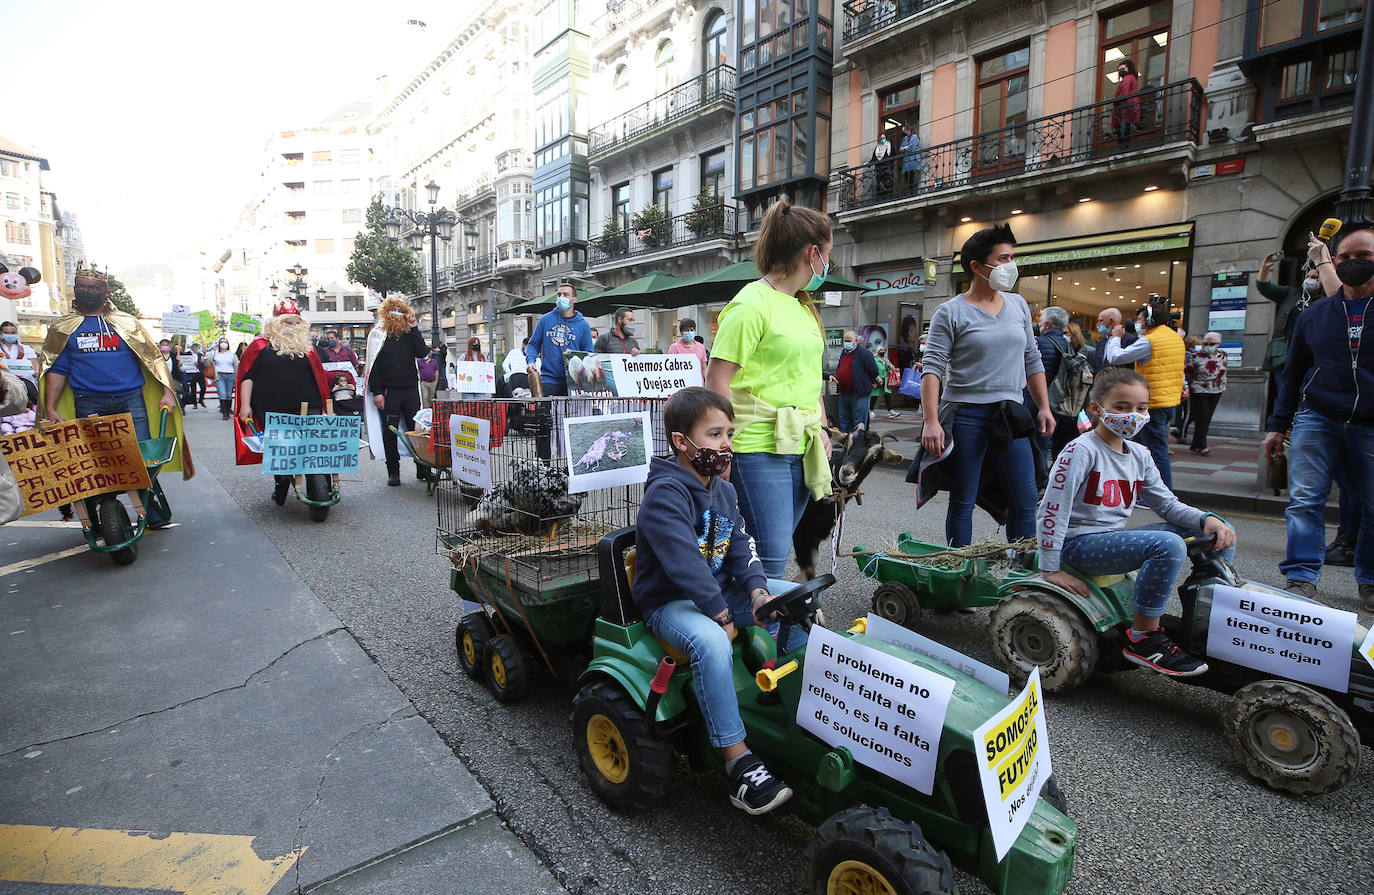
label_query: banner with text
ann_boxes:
[972,667,1053,860]
[451,360,497,395]
[863,614,1011,694]
[261,413,361,475]
[0,414,151,517]
[448,414,492,489]
[565,352,701,397]
[797,625,955,796]
[1205,583,1356,692]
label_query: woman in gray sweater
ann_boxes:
[920,224,1054,546]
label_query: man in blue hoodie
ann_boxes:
[634,387,794,815]
[525,282,593,397]
[1265,222,1374,608]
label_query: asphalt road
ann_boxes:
[187,409,1372,895]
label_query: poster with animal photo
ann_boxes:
[562,411,653,493]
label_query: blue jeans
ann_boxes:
[1281,408,1374,585]
[216,373,235,404]
[731,451,811,651]
[645,576,792,748]
[1132,408,1174,490]
[1062,522,1234,617]
[72,388,164,525]
[945,403,1038,547]
[836,391,869,435]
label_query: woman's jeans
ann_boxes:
[216,373,235,409]
[645,577,791,748]
[72,389,164,526]
[1282,408,1374,585]
[945,403,1038,547]
[1061,523,1234,617]
[731,451,811,651]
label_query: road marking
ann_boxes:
[4,520,81,528]
[0,545,90,577]
[0,824,305,895]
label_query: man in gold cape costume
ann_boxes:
[40,268,194,480]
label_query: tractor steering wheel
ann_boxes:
[754,574,834,632]
[1183,533,1218,559]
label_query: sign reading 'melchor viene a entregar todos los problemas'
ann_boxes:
[261,413,360,475]
[1206,584,1356,692]
[797,625,954,797]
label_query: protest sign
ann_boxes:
[563,411,653,493]
[178,352,201,374]
[261,413,361,475]
[451,360,497,394]
[797,625,954,796]
[1360,627,1374,674]
[2,356,36,381]
[449,414,492,489]
[0,414,151,517]
[1205,584,1357,692]
[229,312,261,334]
[972,667,1052,860]
[162,308,200,336]
[864,614,1011,694]
[565,352,701,398]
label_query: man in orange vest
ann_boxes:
[1103,295,1185,488]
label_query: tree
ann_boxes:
[346,195,420,300]
[106,273,140,317]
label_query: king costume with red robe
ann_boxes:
[232,337,332,466]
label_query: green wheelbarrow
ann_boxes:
[74,408,178,566]
[391,426,452,496]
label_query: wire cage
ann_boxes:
[436,396,668,597]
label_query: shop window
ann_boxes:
[1100,1,1171,99]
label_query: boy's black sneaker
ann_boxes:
[1122,628,1208,677]
[727,756,793,816]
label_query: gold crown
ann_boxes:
[74,263,109,283]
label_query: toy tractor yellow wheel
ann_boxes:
[455,612,493,679]
[571,680,673,809]
[988,589,1098,693]
[483,634,531,703]
[805,806,955,895]
[872,582,921,627]
[1223,679,1361,795]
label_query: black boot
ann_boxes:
[272,477,290,506]
[1325,528,1356,566]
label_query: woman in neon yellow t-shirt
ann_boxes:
[706,199,834,649]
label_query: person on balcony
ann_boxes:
[594,308,641,355]
[1112,59,1141,145]
[871,132,894,200]
[899,124,922,191]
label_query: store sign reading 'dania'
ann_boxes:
[860,266,927,295]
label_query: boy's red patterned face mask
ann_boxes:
[684,436,733,477]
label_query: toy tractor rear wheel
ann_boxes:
[483,634,531,703]
[872,582,921,627]
[805,806,956,895]
[1041,774,1069,815]
[1222,679,1361,795]
[988,589,1098,693]
[571,680,673,810]
[456,612,494,679]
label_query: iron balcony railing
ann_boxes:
[433,253,497,289]
[842,0,950,43]
[836,79,1204,212]
[588,66,736,157]
[587,204,737,266]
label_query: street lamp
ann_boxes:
[383,181,479,345]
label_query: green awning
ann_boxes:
[954,223,1195,270]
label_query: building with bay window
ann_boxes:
[828,0,1366,435]
[532,0,593,284]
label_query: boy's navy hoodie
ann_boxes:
[1267,293,1374,431]
[634,456,768,621]
[525,308,593,390]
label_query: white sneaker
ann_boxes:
[888,410,900,419]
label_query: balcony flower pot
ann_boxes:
[686,191,725,239]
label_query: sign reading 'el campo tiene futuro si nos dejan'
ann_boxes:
[260,413,360,475]
[972,666,1053,860]
[1205,583,1357,692]
[797,625,955,797]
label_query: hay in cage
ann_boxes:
[448,521,620,570]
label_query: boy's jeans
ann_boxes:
[1061,523,1234,617]
[645,577,791,749]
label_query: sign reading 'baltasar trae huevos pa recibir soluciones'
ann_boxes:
[797,626,955,797]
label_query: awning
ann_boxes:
[955,223,1195,270]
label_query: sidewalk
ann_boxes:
[0,465,564,893]
[864,410,1332,520]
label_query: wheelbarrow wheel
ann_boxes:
[456,612,494,679]
[483,634,531,703]
[988,589,1097,693]
[97,497,138,566]
[571,679,673,810]
[804,806,957,895]
[1223,679,1361,795]
[872,581,921,627]
[306,475,331,522]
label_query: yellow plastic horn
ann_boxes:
[847,618,868,635]
[755,659,799,693]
